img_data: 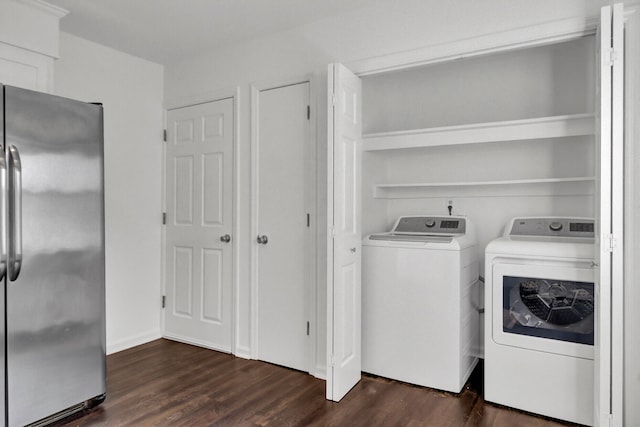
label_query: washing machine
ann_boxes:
[484,217,595,426]
[361,215,479,393]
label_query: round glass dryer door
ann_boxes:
[503,276,594,346]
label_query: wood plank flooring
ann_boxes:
[55,339,577,427]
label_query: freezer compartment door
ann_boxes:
[3,86,105,427]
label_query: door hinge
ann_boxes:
[329,354,335,367]
[162,295,166,308]
[604,413,613,427]
[306,321,310,336]
[604,233,617,252]
[163,129,167,142]
[307,105,311,120]
[330,93,336,107]
[307,213,310,228]
[609,49,617,66]
[162,212,167,225]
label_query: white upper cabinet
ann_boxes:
[0,0,68,93]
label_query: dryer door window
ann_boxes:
[503,275,594,345]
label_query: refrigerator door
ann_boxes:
[3,86,105,427]
[0,84,6,426]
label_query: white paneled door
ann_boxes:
[164,98,234,352]
[595,4,624,426]
[254,82,311,372]
[326,63,362,401]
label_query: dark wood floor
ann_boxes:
[56,339,577,426]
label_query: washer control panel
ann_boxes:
[392,216,466,234]
[509,217,594,238]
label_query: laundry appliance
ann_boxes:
[362,215,479,393]
[484,217,595,426]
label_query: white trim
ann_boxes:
[17,0,68,18]
[346,15,598,76]
[250,83,260,359]
[325,63,335,401]
[164,87,238,110]
[232,86,240,356]
[314,365,327,381]
[307,75,319,378]
[234,345,252,360]
[623,8,640,426]
[107,329,162,355]
[163,334,232,354]
[0,42,54,92]
[249,74,317,372]
[159,108,167,346]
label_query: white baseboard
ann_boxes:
[314,364,327,380]
[234,345,252,359]
[162,334,232,354]
[107,329,162,355]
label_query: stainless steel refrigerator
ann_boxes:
[0,85,106,426]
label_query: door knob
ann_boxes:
[350,247,356,253]
[257,235,269,245]
[220,234,231,243]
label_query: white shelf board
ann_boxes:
[362,114,595,151]
[373,177,596,199]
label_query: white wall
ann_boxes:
[360,36,596,268]
[165,0,617,376]
[54,32,164,354]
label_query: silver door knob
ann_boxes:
[257,235,268,245]
[220,234,231,243]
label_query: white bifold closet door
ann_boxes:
[326,63,362,402]
[595,3,624,427]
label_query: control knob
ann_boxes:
[549,222,563,231]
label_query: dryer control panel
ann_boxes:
[509,217,594,238]
[392,216,466,235]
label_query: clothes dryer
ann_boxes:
[362,215,479,393]
[484,217,595,426]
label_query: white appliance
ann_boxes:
[484,217,595,426]
[362,215,479,393]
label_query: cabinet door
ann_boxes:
[595,3,624,426]
[0,43,52,93]
[326,63,362,401]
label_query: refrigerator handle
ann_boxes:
[0,145,6,280]
[8,145,21,281]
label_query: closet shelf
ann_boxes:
[362,113,595,151]
[373,177,596,199]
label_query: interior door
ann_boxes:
[326,63,362,401]
[595,4,624,426]
[164,98,234,352]
[255,82,311,371]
